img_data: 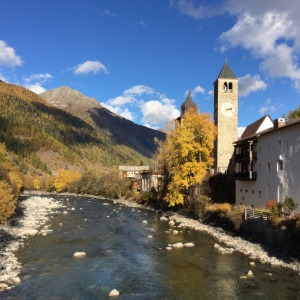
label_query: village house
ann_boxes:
[141,169,163,192]
[234,115,300,212]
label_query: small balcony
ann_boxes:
[235,171,257,180]
[235,151,257,161]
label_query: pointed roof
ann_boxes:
[240,115,273,139]
[180,90,198,115]
[217,62,237,79]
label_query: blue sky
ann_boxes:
[1,0,300,136]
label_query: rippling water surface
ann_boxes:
[3,195,300,299]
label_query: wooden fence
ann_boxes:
[244,208,271,221]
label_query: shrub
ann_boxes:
[196,195,211,218]
[124,190,132,200]
[265,198,282,218]
[206,203,231,214]
[283,196,299,217]
[265,199,278,209]
[132,193,142,204]
[204,202,243,231]
[0,181,17,224]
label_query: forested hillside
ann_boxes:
[0,80,155,173]
[40,86,166,159]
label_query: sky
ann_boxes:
[1,0,300,136]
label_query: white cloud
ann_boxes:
[258,99,283,115]
[107,96,135,107]
[238,127,246,137]
[102,84,180,126]
[26,84,46,94]
[124,85,154,96]
[24,73,52,84]
[101,10,116,17]
[0,40,22,67]
[141,100,180,125]
[193,85,205,95]
[100,103,135,121]
[238,74,267,96]
[0,73,8,82]
[176,0,223,19]
[70,60,108,75]
[208,90,214,96]
[135,20,146,27]
[23,73,53,94]
[119,108,134,121]
[175,0,300,92]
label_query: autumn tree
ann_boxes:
[54,169,81,192]
[103,169,131,198]
[155,108,217,207]
[0,181,17,224]
[283,105,300,120]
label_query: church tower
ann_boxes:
[177,90,198,124]
[213,62,238,173]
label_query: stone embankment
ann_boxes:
[160,213,300,273]
[0,195,63,291]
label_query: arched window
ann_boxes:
[223,82,228,91]
[229,82,233,91]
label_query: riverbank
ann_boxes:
[0,194,63,291]
[1,192,300,292]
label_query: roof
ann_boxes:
[119,166,149,171]
[240,115,272,139]
[234,116,300,144]
[217,62,237,79]
[180,90,198,115]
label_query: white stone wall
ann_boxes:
[236,123,300,211]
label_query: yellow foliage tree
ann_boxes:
[45,174,55,191]
[155,108,217,206]
[54,169,81,192]
[0,181,17,224]
[8,169,24,194]
[33,176,43,190]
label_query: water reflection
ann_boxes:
[2,195,300,299]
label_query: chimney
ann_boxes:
[273,118,285,129]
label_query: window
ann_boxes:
[229,82,233,91]
[223,82,228,91]
[245,190,248,193]
[252,190,254,193]
[266,183,269,199]
[267,162,270,172]
[259,147,261,153]
[285,140,288,150]
[278,140,282,151]
[240,189,242,192]
[259,164,261,171]
[268,145,270,151]
[277,160,283,171]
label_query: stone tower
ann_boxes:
[213,62,238,173]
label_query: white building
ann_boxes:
[234,115,300,212]
[118,166,149,180]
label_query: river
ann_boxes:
[2,195,300,299]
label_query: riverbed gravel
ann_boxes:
[0,194,63,291]
[1,192,300,292]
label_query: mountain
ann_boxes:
[0,81,163,175]
[40,86,165,159]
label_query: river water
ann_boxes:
[2,195,300,299]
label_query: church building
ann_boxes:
[178,62,239,174]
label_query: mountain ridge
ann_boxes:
[40,86,165,159]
